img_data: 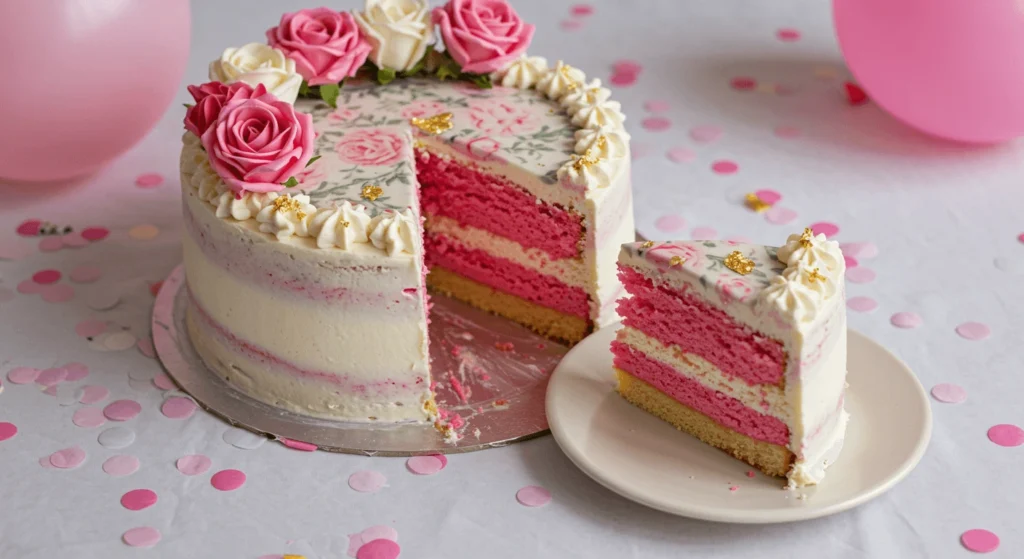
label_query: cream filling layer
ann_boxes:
[617,327,791,424]
[424,215,587,287]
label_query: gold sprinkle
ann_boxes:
[361,184,383,201]
[339,220,350,228]
[271,194,306,219]
[669,255,685,267]
[410,112,454,135]
[641,240,655,249]
[560,64,580,91]
[744,193,771,213]
[570,135,607,173]
[799,227,814,248]
[282,555,306,559]
[807,267,826,283]
[413,139,426,149]
[724,250,755,275]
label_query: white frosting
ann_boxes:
[561,79,611,115]
[777,231,844,273]
[209,43,302,104]
[536,61,586,100]
[557,153,618,190]
[308,202,373,250]
[367,208,419,256]
[255,193,316,240]
[758,230,845,324]
[570,99,626,129]
[495,55,548,89]
[574,126,629,159]
[557,127,629,189]
[215,191,270,221]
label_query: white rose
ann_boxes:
[354,0,433,73]
[209,43,302,104]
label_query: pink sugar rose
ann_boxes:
[201,94,315,194]
[432,0,535,75]
[334,128,405,167]
[267,8,372,86]
[184,81,266,137]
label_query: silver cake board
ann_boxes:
[152,265,568,456]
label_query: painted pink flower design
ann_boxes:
[334,128,405,167]
[451,136,505,163]
[716,275,755,304]
[401,100,448,120]
[468,100,539,136]
[645,242,705,272]
[328,107,360,123]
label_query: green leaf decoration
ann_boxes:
[299,80,311,97]
[183,103,194,109]
[319,83,341,108]
[377,67,397,86]
[468,73,493,89]
[282,177,299,188]
[436,62,460,81]
[305,155,321,167]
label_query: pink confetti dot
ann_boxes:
[17,219,42,236]
[570,3,594,16]
[890,312,923,329]
[987,424,1024,447]
[691,226,718,240]
[38,456,54,469]
[644,100,670,113]
[61,233,89,248]
[81,227,109,242]
[211,469,247,491]
[689,125,723,143]
[654,215,687,233]
[0,422,17,442]
[104,399,142,421]
[776,28,801,42]
[42,385,58,396]
[161,397,197,419]
[17,279,43,294]
[840,242,879,259]
[711,160,739,175]
[612,60,642,74]
[641,117,671,131]
[746,470,755,478]
[135,173,164,188]
[153,374,175,391]
[63,362,89,381]
[559,19,583,31]
[348,526,399,557]
[41,283,74,303]
[666,146,695,163]
[138,338,156,358]
[931,383,967,404]
[49,446,86,469]
[844,255,859,268]
[122,527,161,548]
[610,72,638,87]
[348,470,387,493]
[729,485,739,492]
[278,437,317,451]
[407,455,445,475]
[38,236,63,252]
[1018,233,1024,244]
[102,455,140,476]
[357,539,401,559]
[75,319,107,338]
[754,189,782,205]
[78,385,109,404]
[956,322,991,341]
[847,296,878,313]
[69,265,102,283]
[32,269,61,285]
[72,407,107,428]
[36,367,67,387]
[961,529,1000,553]
[516,485,552,507]
[121,489,158,511]
[773,125,802,139]
[177,454,213,476]
[8,367,41,384]
[730,77,757,91]
[810,222,840,238]
[846,267,876,284]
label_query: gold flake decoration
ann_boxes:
[641,240,655,249]
[806,267,826,283]
[799,227,814,248]
[409,112,453,135]
[744,193,771,213]
[724,250,755,275]
[339,220,350,228]
[560,64,580,91]
[669,255,685,267]
[271,195,307,220]
[361,184,383,201]
[571,135,607,173]
[282,555,307,559]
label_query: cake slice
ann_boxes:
[613,230,848,487]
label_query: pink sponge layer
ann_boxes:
[418,150,583,260]
[425,233,590,318]
[612,341,790,446]
[618,266,786,386]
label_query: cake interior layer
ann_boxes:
[428,266,589,344]
[417,149,583,260]
[611,340,790,446]
[615,368,793,478]
[618,265,786,386]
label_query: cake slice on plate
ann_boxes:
[612,230,848,487]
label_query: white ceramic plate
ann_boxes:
[546,323,932,523]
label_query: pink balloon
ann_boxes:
[0,1,190,182]
[834,0,1024,143]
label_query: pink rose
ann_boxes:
[201,94,315,194]
[432,0,535,75]
[716,276,755,304]
[184,81,265,137]
[468,100,539,135]
[401,100,448,120]
[334,128,405,167]
[267,9,372,86]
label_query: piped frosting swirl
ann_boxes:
[758,228,845,323]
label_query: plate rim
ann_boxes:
[545,323,933,524]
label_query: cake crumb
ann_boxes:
[449,372,468,403]
[797,493,809,501]
[729,485,739,492]
[746,470,755,478]
[494,342,514,351]
[472,428,481,439]
[492,399,509,410]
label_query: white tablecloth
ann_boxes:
[1,1,1021,557]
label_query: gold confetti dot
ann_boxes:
[128,225,159,241]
